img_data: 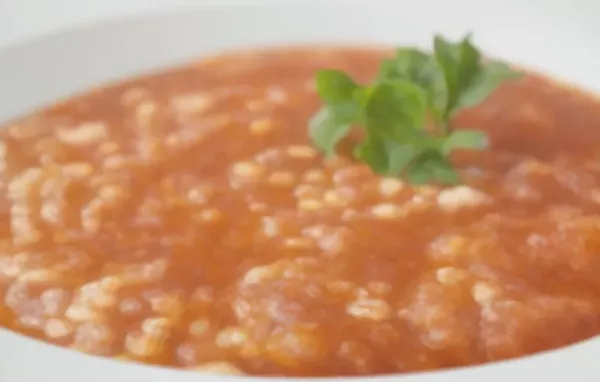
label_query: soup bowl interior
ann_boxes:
[1,1,600,381]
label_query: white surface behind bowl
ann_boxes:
[0,0,259,46]
[1,1,599,381]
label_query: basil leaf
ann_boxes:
[353,136,390,175]
[308,103,359,156]
[456,34,481,96]
[442,129,489,154]
[406,160,434,185]
[456,61,522,110]
[381,48,447,121]
[377,58,400,82]
[433,35,461,114]
[315,69,359,103]
[407,153,460,185]
[432,159,461,184]
[309,33,519,186]
[354,136,416,176]
[364,80,428,140]
[435,34,484,115]
[379,48,431,82]
[386,141,418,176]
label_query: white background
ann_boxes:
[2,0,600,48]
[0,0,238,46]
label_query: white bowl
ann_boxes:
[1,1,600,381]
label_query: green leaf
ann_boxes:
[379,48,431,82]
[377,58,400,82]
[431,159,461,184]
[354,136,416,176]
[433,35,460,112]
[307,33,519,186]
[455,61,522,111]
[407,132,446,152]
[456,34,481,95]
[442,129,489,154]
[354,137,389,175]
[406,153,460,185]
[386,142,418,175]
[308,102,359,157]
[315,69,359,103]
[363,80,428,140]
[406,160,434,185]
[378,49,447,121]
[433,33,482,118]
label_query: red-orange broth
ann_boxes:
[1,47,600,377]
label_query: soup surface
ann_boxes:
[1,47,600,377]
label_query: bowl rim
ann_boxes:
[1,2,599,381]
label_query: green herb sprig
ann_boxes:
[309,33,522,185]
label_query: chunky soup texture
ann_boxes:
[1,47,600,376]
